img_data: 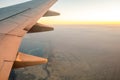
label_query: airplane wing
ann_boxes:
[0,0,59,80]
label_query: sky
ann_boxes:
[0,0,120,24]
[40,0,120,24]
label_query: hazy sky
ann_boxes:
[40,0,120,24]
[0,0,120,24]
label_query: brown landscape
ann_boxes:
[15,25,120,80]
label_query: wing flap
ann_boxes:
[0,35,21,61]
[0,34,22,80]
[0,61,13,80]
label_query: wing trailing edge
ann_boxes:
[13,52,48,68]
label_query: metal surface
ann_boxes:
[28,23,54,33]
[0,0,57,80]
[44,10,60,17]
[14,52,48,68]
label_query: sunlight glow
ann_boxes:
[40,0,120,24]
[39,18,120,25]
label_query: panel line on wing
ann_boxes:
[0,8,31,21]
[0,60,4,73]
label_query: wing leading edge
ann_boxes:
[0,0,58,80]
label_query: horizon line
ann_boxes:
[39,20,120,25]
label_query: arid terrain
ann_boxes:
[15,25,120,80]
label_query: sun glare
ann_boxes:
[39,0,120,25]
[39,18,120,25]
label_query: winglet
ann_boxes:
[13,52,48,68]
